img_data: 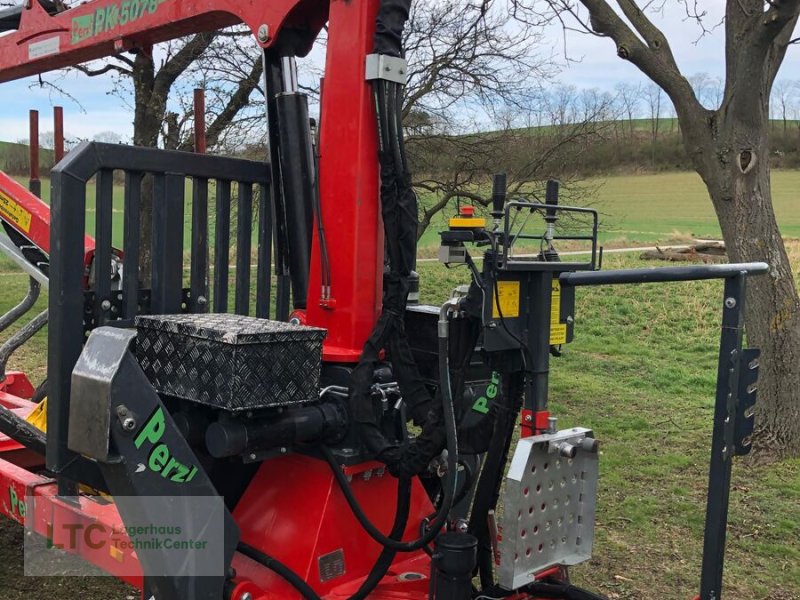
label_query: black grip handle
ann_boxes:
[491,173,507,215]
[545,180,559,220]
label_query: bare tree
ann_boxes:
[536,0,800,451]
[772,79,797,134]
[615,81,642,137]
[412,88,612,239]
[645,82,663,168]
[361,0,589,239]
[689,72,725,110]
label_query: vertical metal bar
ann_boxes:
[47,169,86,494]
[29,110,41,197]
[122,172,142,320]
[699,274,746,600]
[54,106,65,163]
[256,184,272,319]
[94,169,114,327]
[194,88,207,155]
[190,178,209,313]
[235,183,253,315]
[214,180,231,313]
[526,272,554,415]
[151,173,185,314]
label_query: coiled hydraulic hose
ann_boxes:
[325,300,460,552]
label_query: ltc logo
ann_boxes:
[134,408,198,484]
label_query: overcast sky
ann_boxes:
[1,3,799,144]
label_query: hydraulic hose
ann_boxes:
[237,477,412,600]
[346,475,412,600]
[325,301,460,552]
[237,543,321,600]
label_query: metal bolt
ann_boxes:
[280,447,288,454]
[725,297,737,309]
[122,417,136,431]
[721,446,728,460]
[524,414,532,422]
[566,315,574,324]
[197,296,208,306]
[241,593,253,600]
[249,453,257,461]
[257,24,270,43]
[116,406,128,417]
[363,470,373,481]
[101,300,112,311]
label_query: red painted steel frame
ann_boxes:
[0,168,95,261]
[0,0,328,83]
[306,0,384,361]
[0,0,385,361]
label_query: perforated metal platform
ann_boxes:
[497,427,599,590]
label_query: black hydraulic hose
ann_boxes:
[238,477,412,600]
[324,304,460,552]
[470,373,524,588]
[387,83,404,173]
[0,402,46,455]
[238,542,322,600]
[347,476,412,600]
[393,83,409,173]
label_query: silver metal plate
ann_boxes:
[497,428,599,590]
[365,53,408,84]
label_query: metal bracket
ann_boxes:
[734,348,759,456]
[365,54,408,85]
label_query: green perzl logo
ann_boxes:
[134,407,198,483]
[472,372,500,414]
[71,0,168,44]
[8,486,26,521]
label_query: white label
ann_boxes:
[28,37,60,60]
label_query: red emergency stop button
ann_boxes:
[459,205,475,217]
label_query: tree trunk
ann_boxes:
[697,119,800,448]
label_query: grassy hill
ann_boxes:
[0,140,56,176]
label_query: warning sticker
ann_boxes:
[551,280,561,325]
[550,280,567,345]
[550,323,567,345]
[0,190,33,234]
[493,280,520,319]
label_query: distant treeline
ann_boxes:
[561,118,800,175]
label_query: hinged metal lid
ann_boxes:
[135,314,326,345]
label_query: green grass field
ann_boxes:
[10,168,800,255]
[0,170,799,598]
